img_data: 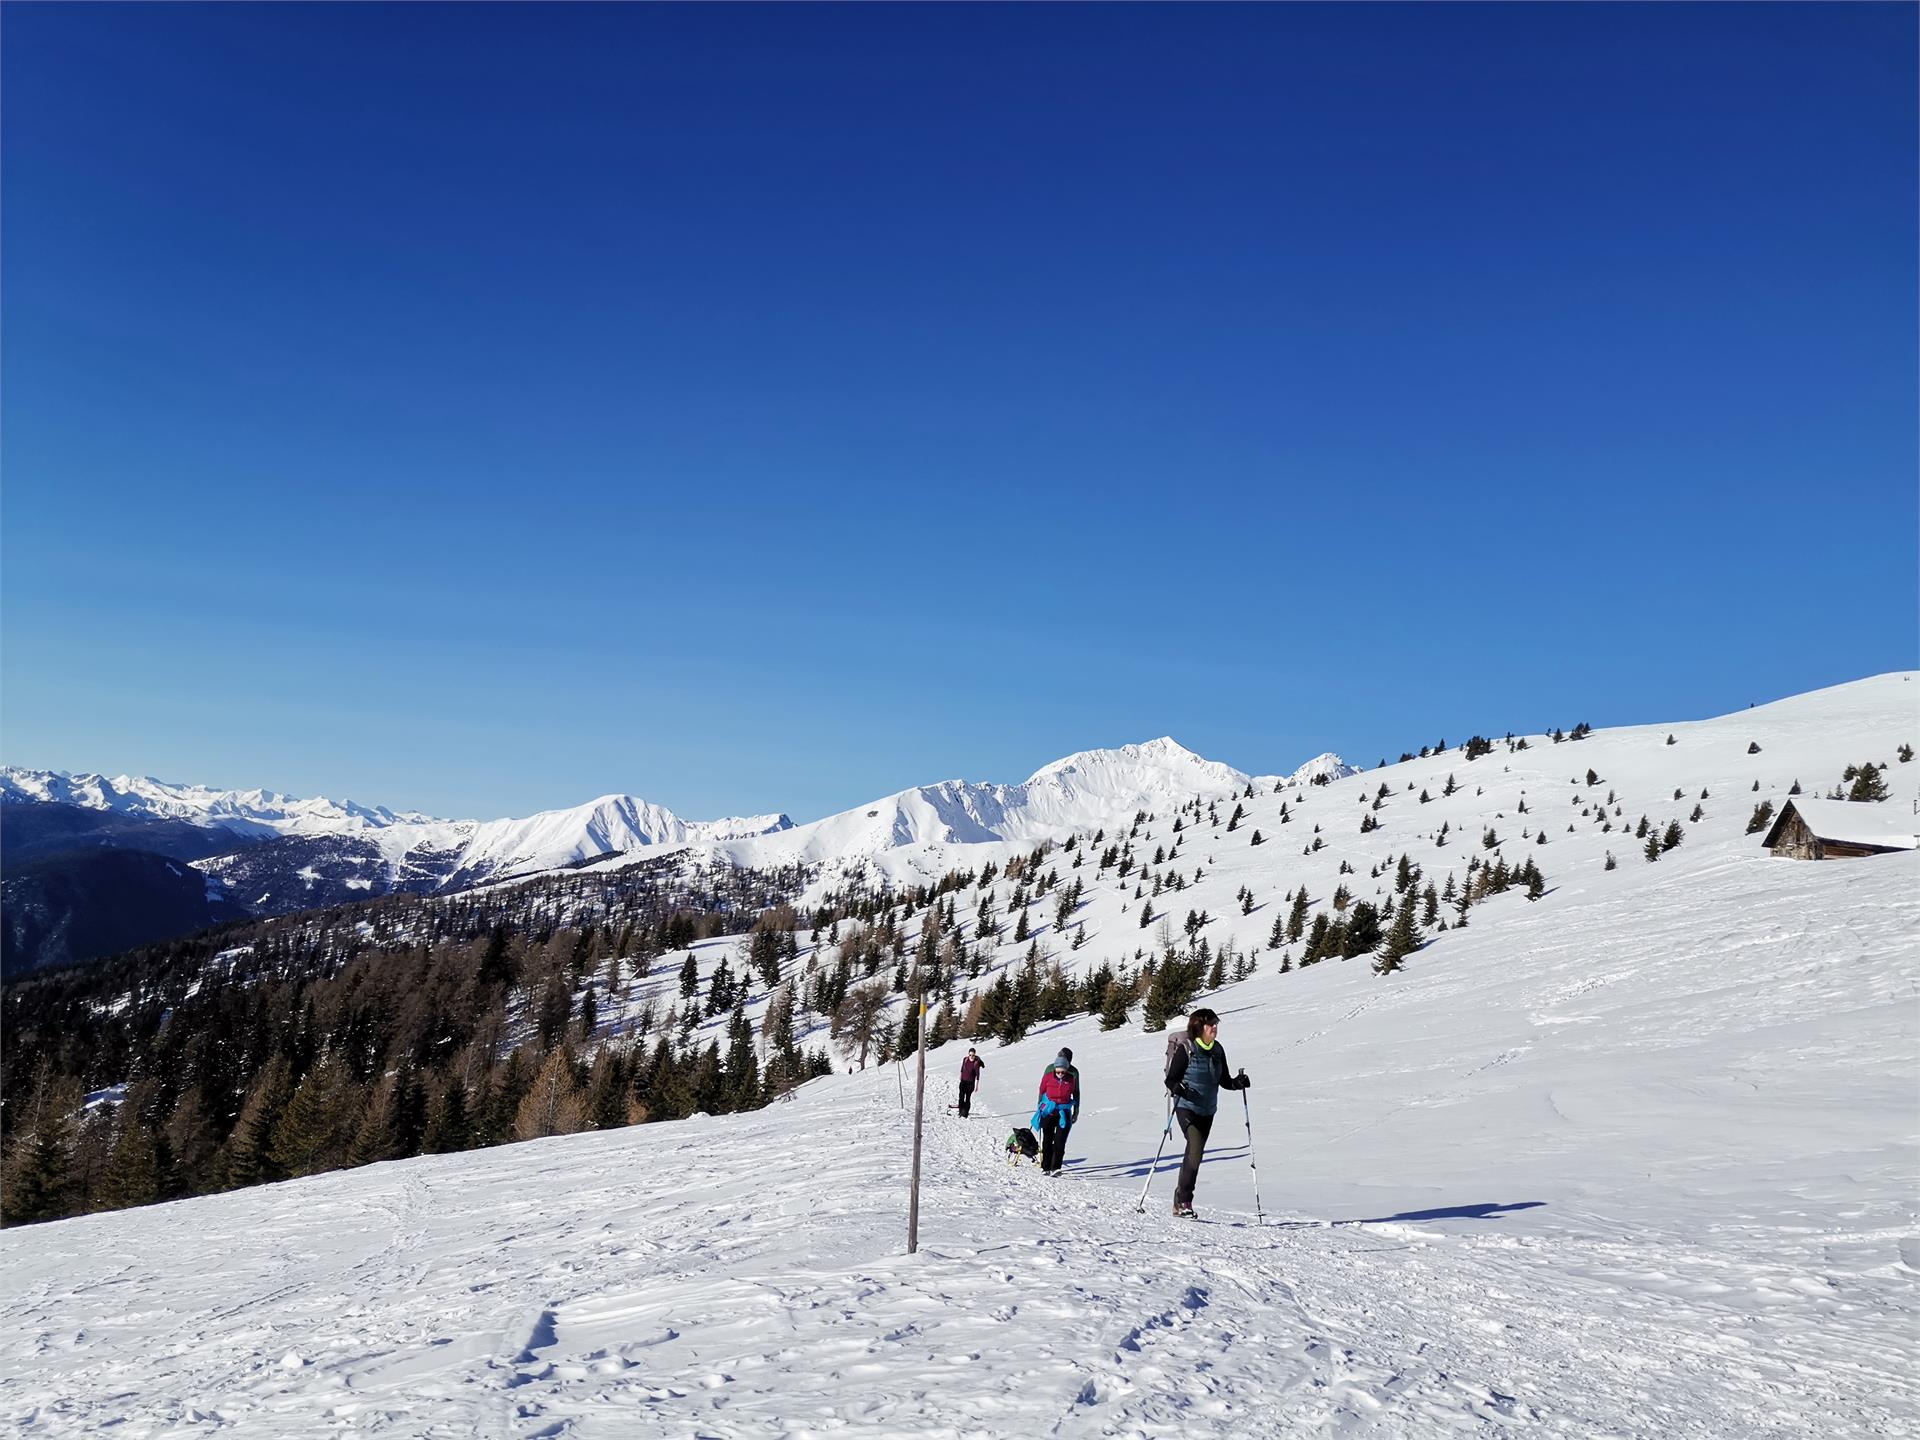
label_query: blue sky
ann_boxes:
[4,4,1914,823]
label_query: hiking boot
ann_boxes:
[1172,1202,1195,1219]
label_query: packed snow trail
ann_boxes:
[5,1064,1912,1438]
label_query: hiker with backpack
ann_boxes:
[957,1047,985,1117]
[1163,1008,1249,1218]
[1036,1046,1080,1125]
[1032,1050,1080,1175]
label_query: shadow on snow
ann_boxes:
[1271,1200,1548,1227]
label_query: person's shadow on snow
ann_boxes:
[1274,1201,1547,1227]
[1063,1146,1249,1179]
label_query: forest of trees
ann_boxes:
[0,850,841,1226]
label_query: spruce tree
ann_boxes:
[1,1076,77,1224]
[221,1055,293,1191]
[269,1054,351,1179]
[424,1077,472,1153]
[102,1114,162,1212]
[1847,763,1890,802]
[1374,901,1421,975]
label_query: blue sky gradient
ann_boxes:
[4,4,1914,821]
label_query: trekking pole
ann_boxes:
[1135,1099,1176,1213]
[1241,1085,1265,1226]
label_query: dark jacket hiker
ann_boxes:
[957,1048,984,1117]
[1164,1008,1249,1216]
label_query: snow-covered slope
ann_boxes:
[4,748,1913,1436]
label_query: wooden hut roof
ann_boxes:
[1760,798,1920,852]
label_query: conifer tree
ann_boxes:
[724,1007,759,1112]
[1374,900,1421,975]
[101,1112,162,1212]
[1,1071,79,1224]
[424,1077,471,1153]
[221,1055,293,1190]
[1300,913,1332,965]
[637,1038,691,1122]
[162,1084,217,1199]
[1285,889,1309,943]
[1846,762,1890,802]
[269,1053,353,1179]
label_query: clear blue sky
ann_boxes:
[4,4,1914,823]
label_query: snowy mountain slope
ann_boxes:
[595,674,1919,1109]
[609,738,1352,907]
[4,812,1913,1436]
[444,796,791,888]
[727,737,1259,860]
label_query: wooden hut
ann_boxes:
[1760,798,1920,860]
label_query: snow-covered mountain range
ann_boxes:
[0,742,1355,921]
[0,770,440,839]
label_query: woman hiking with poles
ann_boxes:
[1163,1008,1250,1218]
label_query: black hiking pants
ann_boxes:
[1041,1114,1070,1172]
[958,1080,975,1117]
[1173,1108,1213,1206]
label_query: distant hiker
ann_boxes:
[958,1047,985,1117]
[1032,1051,1079,1175]
[1164,1008,1249,1218]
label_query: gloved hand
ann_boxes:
[1237,1069,1251,1088]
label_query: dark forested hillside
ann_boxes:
[0,850,830,1225]
[2,848,255,978]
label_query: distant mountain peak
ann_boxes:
[1026,736,1235,785]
